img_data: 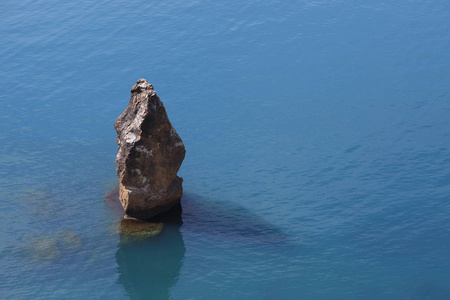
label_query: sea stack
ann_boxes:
[114,79,186,220]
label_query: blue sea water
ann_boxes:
[1,0,450,299]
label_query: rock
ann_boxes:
[119,219,164,239]
[57,231,82,251]
[114,79,186,220]
[28,236,60,261]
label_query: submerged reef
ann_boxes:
[15,231,83,265]
[114,79,186,220]
[119,219,163,239]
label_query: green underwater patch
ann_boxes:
[119,219,164,239]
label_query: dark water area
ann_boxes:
[116,224,186,300]
[1,0,450,299]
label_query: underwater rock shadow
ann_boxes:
[180,192,289,246]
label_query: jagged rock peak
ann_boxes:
[114,78,186,220]
[131,78,154,93]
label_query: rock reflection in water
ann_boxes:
[115,221,185,300]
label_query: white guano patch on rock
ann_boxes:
[125,132,137,144]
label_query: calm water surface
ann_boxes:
[1,0,450,299]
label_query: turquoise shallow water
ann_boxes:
[1,0,450,299]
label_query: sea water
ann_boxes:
[1,0,450,299]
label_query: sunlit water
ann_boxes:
[1,0,450,299]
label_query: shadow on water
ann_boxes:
[116,222,185,300]
[180,192,289,246]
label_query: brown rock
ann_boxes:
[114,79,186,220]
[119,219,164,239]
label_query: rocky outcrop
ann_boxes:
[114,79,186,220]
